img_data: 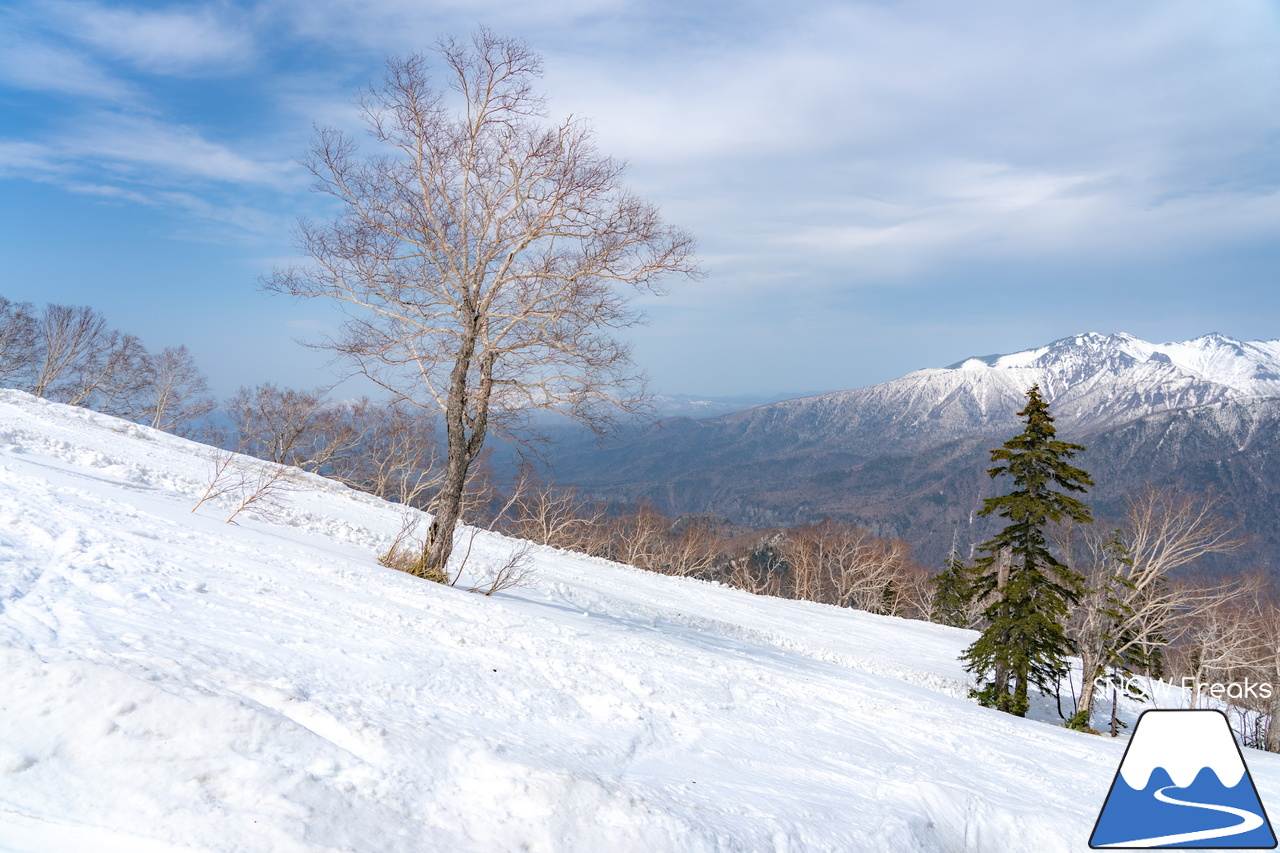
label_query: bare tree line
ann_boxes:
[0,296,449,512]
[1158,581,1280,752]
[493,475,931,616]
[1057,488,1249,732]
[219,383,449,508]
[0,296,215,434]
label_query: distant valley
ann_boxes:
[545,332,1280,576]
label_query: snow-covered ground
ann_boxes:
[1,390,1276,852]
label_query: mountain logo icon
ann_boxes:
[1090,709,1277,848]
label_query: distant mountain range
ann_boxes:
[646,391,834,419]
[548,332,1280,575]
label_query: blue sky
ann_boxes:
[2,0,1279,401]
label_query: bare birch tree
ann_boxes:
[507,474,602,551]
[266,30,700,573]
[140,345,216,434]
[327,398,442,506]
[0,298,37,387]
[30,304,112,400]
[609,504,674,572]
[63,331,150,415]
[1064,487,1247,725]
[665,520,720,578]
[226,383,328,466]
[1243,605,1280,752]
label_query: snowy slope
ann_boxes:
[1,391,1277,852]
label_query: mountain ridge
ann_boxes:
[548,331,1280,574]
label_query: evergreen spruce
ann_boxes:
[961,385,1093,717]
[931,552,977,628]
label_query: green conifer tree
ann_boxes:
[961,385,1093,716]
[931,551,977,628]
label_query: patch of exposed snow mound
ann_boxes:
[1,389,1278,851]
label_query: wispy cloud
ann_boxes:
[0,140,64,178]
[2,113,297,187]
[74,113,297,186]
[269,0,629,51]
[538,0,1280,281]
[53,1,257,75]
[0,26,136,100]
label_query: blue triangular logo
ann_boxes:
[1090,709,1277,848]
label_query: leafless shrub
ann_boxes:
[190,447,245,514]
[467,542,535,596]
[189,445,298,525]
[608,504,672,572]
[776,520,924,615]
[881,558,934,620]
[507,474,604,552]
[327,399,443,505]
[224,461,297,525]
[665,521,720,578]
[724,551,786,597]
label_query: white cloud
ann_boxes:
[71,113,297,187]
[269,0,629,51]
[47,1,256,75]
[531,0,1280,282]
[0,28,136,100]
[5,0,1278,298]
[1,112,295,189]
[0,140,63,178]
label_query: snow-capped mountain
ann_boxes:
[554,331,1280,492]
[547,332,1280,574]
[729,332,1280,455]
[948,332,1280,396]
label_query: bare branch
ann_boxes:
[468,542,534,595]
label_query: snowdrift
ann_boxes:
[0,390,1275,852]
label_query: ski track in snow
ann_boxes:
[1,390,1278,852]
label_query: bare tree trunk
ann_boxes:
[1080,654,1104,716]
[423,337,492,573]
[424,450,473,572]
[992,549,1011,704]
